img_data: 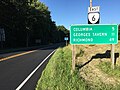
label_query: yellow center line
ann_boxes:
[0,50,37,61]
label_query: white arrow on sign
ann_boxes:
[88,12,100,24]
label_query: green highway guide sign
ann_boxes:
[70,24,118,44]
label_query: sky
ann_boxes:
[40,0,120,29]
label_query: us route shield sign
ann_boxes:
[88,12,100,24]
[88,6,100,24]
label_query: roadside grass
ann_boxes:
[36,45,120,90]
[76,49,84,58]
[96,61,120,89]
[36,46,87,90]
[98,61,120,78]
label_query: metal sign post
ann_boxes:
[72,45,76,72]
[64,37,68,46]
[90,0,92,7]
[66,40,67,46]
[111,44,115,69]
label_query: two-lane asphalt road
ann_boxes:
[0,43,64,90]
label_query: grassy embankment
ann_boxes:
[98,62,120,77]
[36,43,120,90]
[98,41,120,78]
[36,46,86,90]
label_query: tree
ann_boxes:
[0,0,68,48]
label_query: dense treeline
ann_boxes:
[0,0,69,48]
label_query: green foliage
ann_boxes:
[0,0,68,48]
[36,47,86,90]
[98,61,120,78]
[57,25,69,35]
[56,25,69,42]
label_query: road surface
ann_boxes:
[0,43,63,90]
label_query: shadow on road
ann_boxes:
[0,42,66,54]
[76,50,119,69]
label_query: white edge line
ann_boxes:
[16,49,56,90]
